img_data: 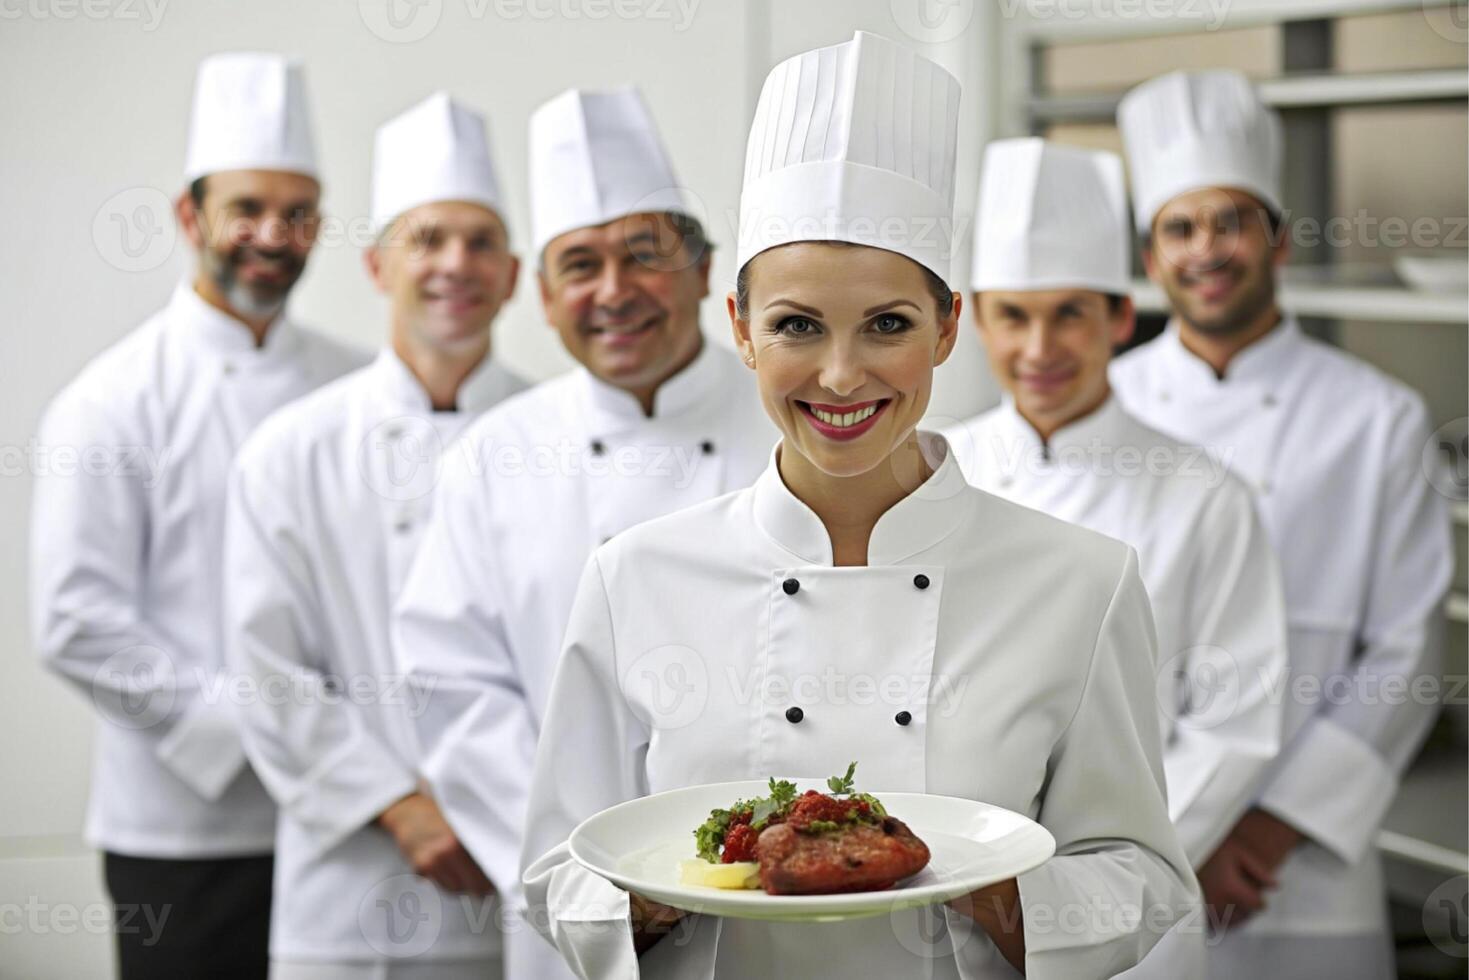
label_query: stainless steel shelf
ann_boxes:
[1015,0,1455,43]
[1129,278,1469,325]
[1029,69,1468,124]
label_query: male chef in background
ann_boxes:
[29,53,366,978]
[225,92,526,979]
[1111,69,1454,979]
[945,135,1290,976]
[393,86,777,974]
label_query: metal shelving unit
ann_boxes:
[1004,0,1469,329]
[1029,67,1469,125]
[1001,0,1469,940]
[1130,277,1469,324]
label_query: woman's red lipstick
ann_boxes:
[798,399,889,441]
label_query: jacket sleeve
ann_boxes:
[1163,483,1288,865]
[223,452,418,858]
[521,554,723,980]
[1257,395,1454,864]
[988,548,1202,979]
[393,440,540,906]
[29,388,245,800]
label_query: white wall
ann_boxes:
[0,2,999,974]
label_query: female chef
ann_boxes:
[520,31,1200,980]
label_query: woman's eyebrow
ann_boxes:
[767,298,824,316]
[862,299,922,316]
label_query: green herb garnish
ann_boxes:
[690,764,880,861]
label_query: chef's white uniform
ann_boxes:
[946,395,1288,866]
[30,281,367,856]
[393,341,777,963]
[521,433,1201,979]
[1111,316,1454,977]
[225,349,525,976]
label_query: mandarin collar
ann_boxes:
[578,335,721,438]
[369,346,524,416]
[990,393,1130,460]
[166,280,299,361]
[752,431,975,567]
[1156,312,1303,390]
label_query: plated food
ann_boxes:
[679,763,932,895]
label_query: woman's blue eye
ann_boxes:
[873,313,911,334]
[774,316,817,335]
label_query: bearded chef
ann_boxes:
[223,93,527,980]
[518,30,1200,980]
[392,86,777,978]
[944,137,1290,975]
[29,53,366,979]
[1110,70,1454,979]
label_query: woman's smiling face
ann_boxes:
[729,242,960,479]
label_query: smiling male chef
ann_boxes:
[1110,69,1454,979]
[392,86,778,975]
[944,136,1289,975]
[223,92,527,980]
[29,53,366,979]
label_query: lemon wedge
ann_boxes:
[678,859,761,890]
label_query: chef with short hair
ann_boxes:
[945,136,1291,976]
[393,86,777,978]
[224,92,528,979]
[29,52,366,978]
[1111,69,1454,979]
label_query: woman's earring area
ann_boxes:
[742,349,756,367]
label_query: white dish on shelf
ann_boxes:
[1394,255,1469,293]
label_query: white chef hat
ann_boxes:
[184,52,317,184]
[371,92,505,235]
[528,86,693,257]
[971,138,1130,295]
[736,31,962,283]
[1117,69,1283,231]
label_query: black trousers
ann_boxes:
[103,851,273,980]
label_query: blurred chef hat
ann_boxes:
[736,30,962,283]
[528,86,693,257]
[971,137,1130,295]
[184,52,317,183]
[371,92,505,235]
[1117,69,1283,231]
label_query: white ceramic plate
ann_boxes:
[569,779,1056,922]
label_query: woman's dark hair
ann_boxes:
[735,241,955,320]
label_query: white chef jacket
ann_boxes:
[521,433,1201,980]
[224,349,526,964]
[392,341,777,952]
[945,395,1288,866]
[1111,316,1453,948]
[30,282,367,858]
